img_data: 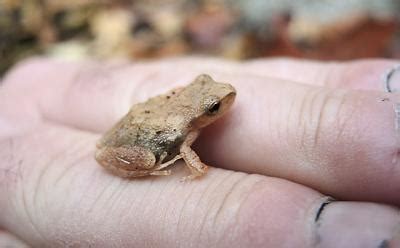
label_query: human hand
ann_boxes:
[0,57,399,247]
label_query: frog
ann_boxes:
[95,74,236,180]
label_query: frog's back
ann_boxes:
[98,89,189,161]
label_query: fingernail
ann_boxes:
[313,202,399,247]
[383,65,400,93]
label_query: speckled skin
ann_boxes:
[95,74,236,179]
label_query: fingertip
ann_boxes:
[314,201,400,247]
[242,58,400,91]
[327,59,398,90]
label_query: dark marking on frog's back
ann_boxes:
[133,127,185,161]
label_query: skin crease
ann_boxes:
[0,57,399,247]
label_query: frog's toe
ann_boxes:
[150,170,171,176]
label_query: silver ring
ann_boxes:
[383,64,400,93]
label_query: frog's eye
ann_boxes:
[206,101,221,115]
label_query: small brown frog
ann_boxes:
[95,74,236,180]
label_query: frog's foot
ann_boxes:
[179,169,207,182]
[104,164,171,178]
[150,170,171,176]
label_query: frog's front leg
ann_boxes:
[180,131,208,180]
[95,145,171,178]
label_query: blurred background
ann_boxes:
[1,0,400,76]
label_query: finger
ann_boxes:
[243,58,398,90]
[0,124,399,247]
[3,58,398,132]
[2,58,240,133]
[2,58,400,205]
[198,74,400,204]
[2,58,397,131]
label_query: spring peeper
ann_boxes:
[95,74,236,180]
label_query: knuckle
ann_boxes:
[177,173,264,247]
[2,57,49,86]
[210,174,270,247]
[72,63,118,92]
[0,137,23,188]
[296,88,351,158]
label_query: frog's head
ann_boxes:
[189,74,236,129]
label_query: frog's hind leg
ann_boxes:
[153,152,183,171]
[95,145,170,178]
